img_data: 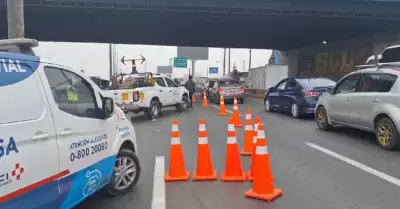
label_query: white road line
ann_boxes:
[305,142,400,187]
[211,105,233,114]
[152,156,166,209]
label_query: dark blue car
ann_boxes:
[263,77,336,118]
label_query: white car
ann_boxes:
[105,73,190,120]
[0,39,140,209]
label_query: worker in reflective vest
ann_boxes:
[66,85,79,101]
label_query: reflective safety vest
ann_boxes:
[66,86,79,101]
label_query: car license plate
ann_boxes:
[229,89,236,92]
[122,93,129,101]
[140,92,145,100]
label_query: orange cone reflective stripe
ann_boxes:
[165,120,190,181]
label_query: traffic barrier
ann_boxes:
[247,117,261,181]
[201,91,209,107]
[192,95,196,103]
[244,124,283,202]
[165,120,190,182]
[218,95,227,116]
[240,108,253,156]
[232,97,243,127]
[221,118,246,181]
[192,118,217,181]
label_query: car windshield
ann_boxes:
[296,78,336,88]
[219,80,240,86]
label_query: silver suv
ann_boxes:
[315,67,400,150]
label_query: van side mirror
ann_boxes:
[102,97,114,118]
[326,87,334,94]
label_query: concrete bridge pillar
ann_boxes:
[6,0,25,39]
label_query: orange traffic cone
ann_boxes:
[245,124,283,201]
[201,91,209,107]
[221,118,247,181]
[240,108,253,156]
[192,95,196,103]
[218,95,227,116]
[232,97,243,127]
[165,120,190,182]
[247,117,261,181]
[192,119,217,181]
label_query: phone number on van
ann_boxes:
[70,142,108,162]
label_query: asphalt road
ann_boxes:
[77,96,400,209]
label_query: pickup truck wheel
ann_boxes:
[106,149,141,196]
[176,96,189,112]
[146,99,160,120]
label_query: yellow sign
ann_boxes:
[122,92,129,101]
[139,92,145,100]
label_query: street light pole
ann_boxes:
[7,0,25,39]
[248,49,252,71]
[223,48,226,76]
[228,48,231,75]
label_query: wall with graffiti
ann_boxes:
[296,33,400,81]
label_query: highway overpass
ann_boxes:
[1,0,400,50]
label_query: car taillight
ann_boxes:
[303,92,320,97]
[239,87,244,91]
[218,88,224,92]
[132,91,139,101]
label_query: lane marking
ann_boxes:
[211,105,233,114]
[306,142,400,187]
[152,156,166,209]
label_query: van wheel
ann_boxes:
[176,96,189,112]
[106,149,141,196]
[375,117,400,150]
[146,99,160,120]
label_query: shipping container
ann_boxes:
[248,65,288,89]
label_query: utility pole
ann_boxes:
[248,49,252,71]
[191,60,196,77]
[7,0,25,38]
[223,48,226,76]
[109,43,112,80]
[228,48,231,75]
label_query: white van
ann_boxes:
[0,39,140,209]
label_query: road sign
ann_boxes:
[174,57,187,68]
[209,67,218,74]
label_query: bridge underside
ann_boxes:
[0,6,399,50]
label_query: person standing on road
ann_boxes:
[184,75,195,108]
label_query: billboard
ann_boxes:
[157,66,173,74]
[208,67,218,74]
[177,47,209,60]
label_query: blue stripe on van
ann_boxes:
[0,52,40,87]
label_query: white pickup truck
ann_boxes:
[103,73,190,120]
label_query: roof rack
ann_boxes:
[0,38,38,56]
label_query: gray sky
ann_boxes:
[34,42,272,80]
